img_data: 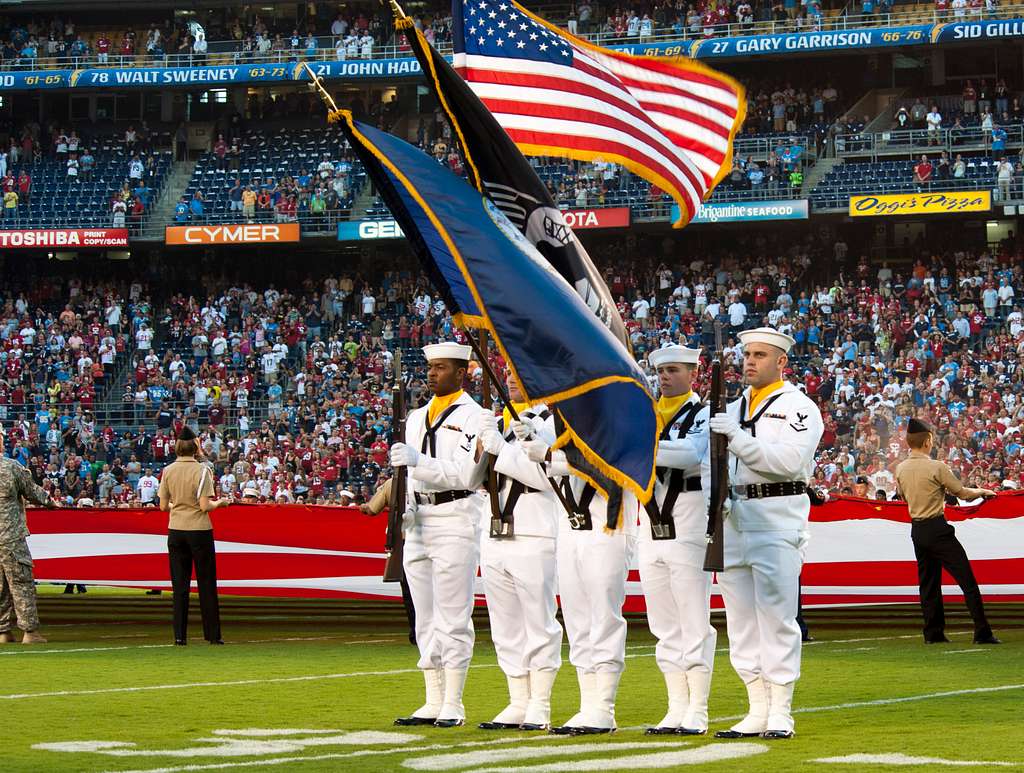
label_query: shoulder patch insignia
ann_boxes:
[789,411,809,432]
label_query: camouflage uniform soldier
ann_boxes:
[0,452,57,645]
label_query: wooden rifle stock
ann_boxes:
[703,339,728,573]
[383,358,407,583]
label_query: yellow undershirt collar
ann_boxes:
[748,380,785,418]
[428,389,464,425]
[657,391,692,428]
[502,401,530,429]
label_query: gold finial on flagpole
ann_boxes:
[301,61,345,123]
[389,0,408,20]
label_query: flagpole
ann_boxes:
[461,327,580,524]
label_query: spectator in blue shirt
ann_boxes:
[190,191,205,221]
[991,125,1007,153]
[174,197,189,223]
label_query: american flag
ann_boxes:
[452,0,746,226]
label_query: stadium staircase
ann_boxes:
[140,158,198,240]
[350,184,380,220]
[802,155,840,199]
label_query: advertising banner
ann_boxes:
[670,199,809,224]
[0,228,128,248]
[26,495,1024,608]
[930,18,1024,44]
[684,23,930,58]
[337,207,631,241]
[165,223,301,245]
[849,190,991,217]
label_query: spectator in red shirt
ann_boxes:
[913,155,933,184]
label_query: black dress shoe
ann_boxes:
[433,718,464,728]
[644,726,679,735]
[519,723,548,731]
[924,635,952,644]
[715,729,762,739]
[174,639,187,646]
[676,727,707,736]
[550,725,611,736]
[763,729,795,739]
[394,716,437,726]
[974,633,1002,644]
[478,721,521,730]
[802,634,815,643]
[208,639,225,645]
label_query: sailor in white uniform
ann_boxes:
[475,376,562,731]
[390,342,487,728]
[639,345,715,736]
[520,427,639,735]
[706,327,823,740]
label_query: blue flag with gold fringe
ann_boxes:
[335,112,656,506]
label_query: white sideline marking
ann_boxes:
[101,735,570,773]
[813,753,1017,767]
[0,636,392,657]
[828,647,878,653]
[402,742,678,770]
[0,663,504,700]
[712,684,1024,722]
[468,743,768,772]
[944,649,990,655]
[0,644,174,656]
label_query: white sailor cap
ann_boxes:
[423,342,472,361]
[649,345,701,367]
[738,327,796,354]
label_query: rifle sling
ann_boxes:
[734,391,786,475]
[645,400,703,533]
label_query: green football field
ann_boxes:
[3,588,1021,772]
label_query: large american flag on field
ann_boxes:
[452,0,746,226]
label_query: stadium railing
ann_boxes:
[834,125,1024,159]
[4,5,1022,72]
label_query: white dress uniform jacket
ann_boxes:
[480,405,563,726]
[638,394,717,679]
[403,392,487,675]
[708,381,823,736]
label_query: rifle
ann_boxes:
[703,321,728,573]
[383,351,407,583]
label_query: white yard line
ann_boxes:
[943,649,991,655]
[0,635,394,656]
[813,752,1018,767]
[711,684,1024,722]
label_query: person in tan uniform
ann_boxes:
[360,478,417,645]
[894,418,1000,645]
[157,427,232,646]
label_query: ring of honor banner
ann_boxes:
[27,495,1024,607]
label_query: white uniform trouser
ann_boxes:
[638,536,716,674]
[404,527,479,671]
[558,527,635,673]
[481,535,562,676]
[717,516,804,685]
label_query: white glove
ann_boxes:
[479,426,506,456]
[390,442,420,468]
[479,410,498,435]
[709,412,741,440]
[523,436,551,464]
[510,419,533,441]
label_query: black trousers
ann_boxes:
[911,517,991,640]
[168,529,221,642]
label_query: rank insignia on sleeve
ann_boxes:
[790,412,809,432]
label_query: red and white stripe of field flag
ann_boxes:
[452,0,745,226]
[26,495,1024,608]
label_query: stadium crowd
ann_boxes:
[4,226,1024,510]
